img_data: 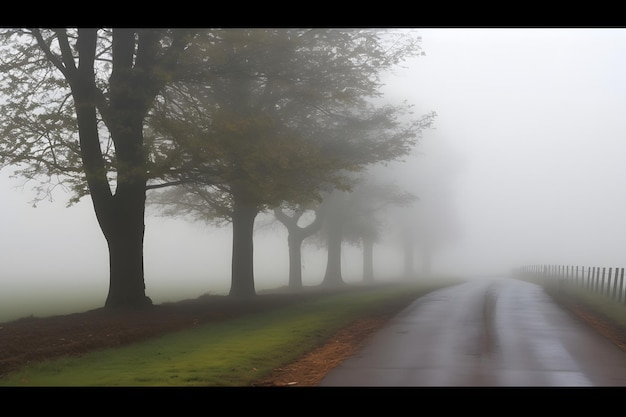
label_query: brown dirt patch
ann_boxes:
[252,317,388,386]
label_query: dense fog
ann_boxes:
[1,28,626,320]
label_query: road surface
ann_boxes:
[318,277,626,386]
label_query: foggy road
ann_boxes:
[318,277,626,386]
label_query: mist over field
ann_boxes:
[2,28,626,321]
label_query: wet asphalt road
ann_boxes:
[318,277,626,386]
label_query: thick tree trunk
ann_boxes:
[87,181,151,308]
[105,225,149,307]
[288,233,305,290]
[229,202,259,297]
[322,223,344,286]
[102,183,150,308]
[363,237,374,283]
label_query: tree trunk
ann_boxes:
[288,233,305,290]
[363,237,374,283]
[229,202,259,297]
[274,206,327,291]
[99,138,151,307]
[104,198,149,307]
[322,223,344,286]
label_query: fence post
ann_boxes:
[611,267,618,300]
[619,268,626,301]
[590,266,594,290]
[598,267,602,294]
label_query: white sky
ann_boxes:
[389,28,626,276]
[2,28,626,319]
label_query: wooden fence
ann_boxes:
[515,264,626,304]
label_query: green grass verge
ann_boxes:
[556,283,626,328]
[518,274,626,329]
[0,279,460,387]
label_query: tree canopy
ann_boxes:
[146,29,435,296]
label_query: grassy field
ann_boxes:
[519,273,626,331]
[0,279,460,386]
[551,281,626,327]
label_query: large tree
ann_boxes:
[0,29,196,308]
[147,29,434,297]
